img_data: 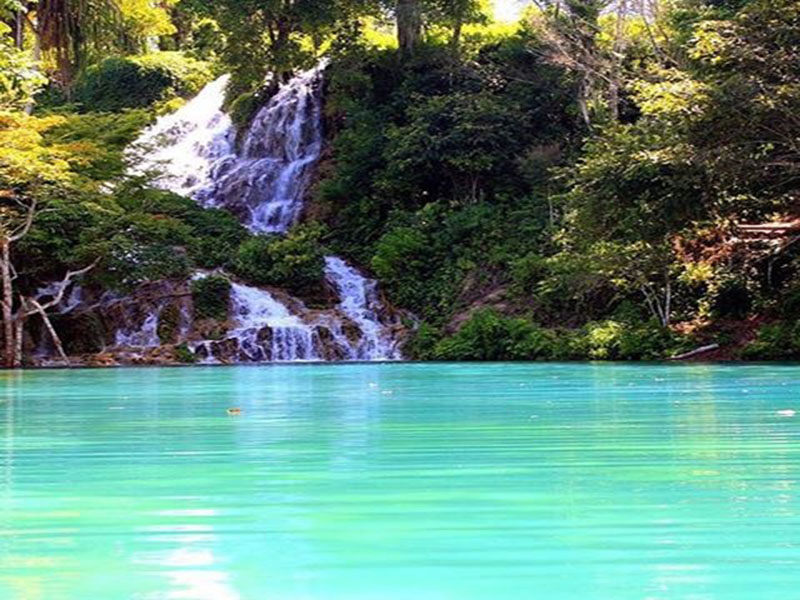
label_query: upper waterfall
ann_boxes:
[128,75,234,200]
[129,64,325,234]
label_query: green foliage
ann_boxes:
[191,276,231,321]
[372,226,431,309]
[157,302,182,344]
[382,91,527,203]
[189,18,225,60]
[102,214,193,289]
[432,309,543,361]
[430,309,582,361]
[428,311,683,361]
[233,224,326,296]
[114,183,248,269]
[403,322,442,359]
[741,323,800,360]
[0,23,47,110]
[42,109,153,180]
[74,52,212,112]
[175,343,199,364]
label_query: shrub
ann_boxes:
[192,276,231,321]
[157,303,182,344]
[233,224,325,296]
[175,343,199,364]
[372,226,432,310]
[115,184,247,269]
[432,309,556,361]
[43,109,153,180]
[741,322,800,360]
[74,52,212,112]
[584,320,678,360]
[404,322,442,360]
[511,253,549,297]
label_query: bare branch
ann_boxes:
[27,259,99,315]
[9,198,37,242]
[29,297,69,364]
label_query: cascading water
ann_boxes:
[128,75,234,198]
[324,256,400,360]
[228,283,318,361]
[129,64,325,233]
[121,63,405,364]
[192,280,319,363]
[114,308,161,348]
[34,282,84,315]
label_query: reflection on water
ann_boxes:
[0,363,798,599]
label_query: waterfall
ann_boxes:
[324,256,400,360]
[229,283,319,361]
[118,63,406,364]
[128,75,234,198]
[114,304,162,348]
[129,64,325,234]
[193,281,319,363]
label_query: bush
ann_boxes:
[429,312,681,362]
[233,224,325,296]
[432,309,559,361]
[115,184,247,269]
[74,52,212,112]
[510,253,549,297]
[372,226,432,310]
[192,276,231,321]
[741,322,800,360]
[584,320,679,360]
[404,322,442,360]
[43,110,153,180]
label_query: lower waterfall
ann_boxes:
[193,282,319,363]
[324,256,401,360]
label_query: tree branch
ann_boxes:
[26,259,99,316]
[9,198,37,242]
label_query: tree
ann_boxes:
[178,0,370,89]
[0,111,96,366]
[689,0,800,212]
[24,0,176,90]
[529,0,643,125]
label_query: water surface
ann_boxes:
[1,363,798,599]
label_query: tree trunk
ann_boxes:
[31,299,69,365]
[450,18,463,57]
[1,239,17,368]
[15,10,25,49]
[397,0,422,58]
[608,0,628,122]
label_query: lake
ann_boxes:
[1,363,798,599]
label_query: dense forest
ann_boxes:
[1,0,799,366]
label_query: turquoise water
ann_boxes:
[1,363,798,599]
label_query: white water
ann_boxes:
[192,279,319,362]
[324,256,400,360]
[228,283,318,361]
[129,64,325,233]
[114,307,161,348]
[128,75,234,198]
